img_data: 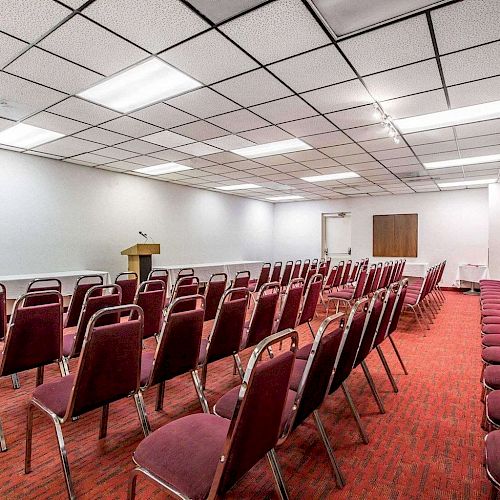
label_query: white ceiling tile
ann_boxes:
[130,103,196,129]
[455,119,500,139]
[201,152,242,163]
[380,89,448,119]
[0,72,66,120]
[286,149,326,161]
[207,109,270,133]
[249,96,317,124]
[0,117,15,131]
[186,0,269,24]
[149,149,192,161]
[170,121,228,141]
[301,80,373,113]
[179,158,216,169]
[0,32,28,67]
[24,150,61,158]
[301,158,339,168]
[412,141,457,155]
[174,142,222,156]
[116,139,164,154]
[70,152,115,165]
[278,116,336,137]
[200,165,237,175]
[23,111,88,134]
[441,41,500,86]
[448,76,500,109]
[404,127,455,145]
[360,137,406,152]
[262,162,305,173]
[212,69,293,107]
[100,116,161,138]
[38,15,148,76]
[458,134,500,150]
[160,30,258,85]
[431,0,500,54]
[268,45,355,92]
[254,155,294,166]
[364,60,442,101]
[345,123,388,141]
[94,147,139,160]
[5,47,102,94]
[325,104,379,129]
[98,160,139,171]
[141,130,195,148]
[381,157,420,168]
[246,166,280,176]
[84,0,209,53]
[126,155,165,166]
[371,147,414,160]
[2,0,70,43]
[224,159,261,169]
[33,136,102,156]
[337,153,373,165]
[339,15,433,76]
[303,131,351,148]
[320,143,364,157]
[238,126,293,144]
[219,0,329,64]
[204,135,255,150]
[47,97,121,125]
[167,88,240,118]
[223,170,256,179]
[74,127,130,145]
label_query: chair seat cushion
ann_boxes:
[483,347,500,365]
[289,359,307,391]
[485,430,500,485]
[487,392,500,426]
[403,295,418,306]
[296,343,312,360]
[328,290,352,300]
[485,366,500,390]
[140,351,155,386]
[483,309,500,317]
[62,329,77,357]
[133,413,230,500]
[483,335,500,348]
[32,375,74,418]
[198,339,208,365]
[483,324,500,335]
[483,317,500,325]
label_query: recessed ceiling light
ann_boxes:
[0,123,64,149]
[301,172,360,182]
[267,195,305,201]
[231,138,312,158]
[423,154,500,170]
[215,184,260,191]
[437,178,497,188]
[395,100,500,134]
[133,163,192,175]
[78,58,201,113]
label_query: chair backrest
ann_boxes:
[204,273,228,321]
[65,275,104,328]
[340,260,352,286]
[245,282,281,348]
[133,280,166,339]
[362,264,377,296]
[437,260,446,284]
[25,278,62,306]
[0,291,63,376]
[275,278,304,332]
[352,268,368,300]
[255,263,271,292]
[280,260,294,288]
[395,259,406,281]
[291,260,302,279]
[146,269,169,292]
[348,261,360,283]
[65,305,143,420]
[171,276,200,312]
[70,284,122,358]
[115,272,138,306]
[378,262,389,289]
[300,259,310,279]
[209,329,297,498]
[298,274,323,325]
[270,262,282,283]
[311,258,319,270]
[332,261,344,288]
[383,261,394,287]
[387,261,398,285]
[318,262,328,282]
[204,288,250,364]
[147,295,205,387]
[0,283,6,340]
[371,263,383,293]
[324,265,338,289]
[178,268,195,279]
[232,271,250,299]
[302,268,315,294]
[387,279,408,335]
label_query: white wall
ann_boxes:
[489,183,500,279]
[272,189,489,286]
[0,150,274,279]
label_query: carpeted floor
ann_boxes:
[0,291,490,499]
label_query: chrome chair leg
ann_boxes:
[52,416,75,500]
[11,373,20,389]
[388,335,408,375]
[191,370,209,413]
[99,404,109,439]
[201,362,208,390]
[233,353,245,380]
[307,322,315,339]
[0,417,7,451]
[134,393,151,437]
[361,361,385,414]
[376,346,398,393]
[128,469,139,500]
[267,449,290,500]
[313,410,345,488]
[25,403,34,472]
[341,382,369,444]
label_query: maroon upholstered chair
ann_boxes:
[0,291,64,451]
[0,283,6,341]
[204,273,227,322]
[115,272,138,306]
[311,258,319,270]
[249,262,271,294]
[198,288,250,388]
[168,276,199,313]
[140,295,208,413]
[340,260,352,286]
[270,261,282,283]
[484,430,500,499]
[300,259,311,279]
[371,263,383,292]
[146,269,169,294]
[333,261,345,289]
[298,274,324,336]
[291,259,302,280]
[347,261,360,285]
[231,270,250,300]
[129,328,298,500]
[62,284,122,374]
[302,268,315,294]
[25,305,148,499]
[64,275,104,328]
[25,278,62,306]
[177,267,195,279]
[132,280,166,340]
[275,278,304,334]
[280,260,294,288]
[327,268,368,314]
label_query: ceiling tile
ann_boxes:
[371,146,414,160]
[448,76,500,109]
[5,47,102,94]
[412,141,457,155]
[441,41,500,86]
[94,147,139,160]
[455,119,500,139]
[2,0,70,43]
[404,127,455,145]
[286,149,326,161]
[458,133,500,150]
[160,30,258,85]
[149,149,192,161]
[301,80,373,113]
[380,89,448,119]
[204,135,255,150]
[337,153,373,165]
[33,136,102,156]
[200,165,237,175]
[254,155,294,166]
[207,109,270,133]
[320,143,364,157]
[84,0,209,53]
[116,139,164,154]
[174,142,222,156]
[239,126,293,144]
[100,116,161,138]
[97,160,139,171]
[130,103,196,129]
[278,115,336,137]
[249,96,317,124]
[167,88,240,118]
[201,152,241,163]
[301,158,339,168]
[431,0,500,54]
[74,127,130,145]
[364,59,442,101]
[126,155,165,166]
[0,32,29,67]
[212,68,293,107]
[47,97,121,125]
[23,111,89,134]
[170,120,228,141]
[185,0,268,24]
[303,131,351,148]
[360,137,406,152]
[219,0,329,64]
[339,15,433,76]
[38,15,148,76]
[141,130,195,148]
[0,71,66,120]
[326,104,379,129]
[345,123,387,141]
[0,117,15,132]
[268,44,355,92]
[70,152,114,165]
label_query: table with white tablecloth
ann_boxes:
[456,264,489,292]
[402,262,429,278]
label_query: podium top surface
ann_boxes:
[121,243,160,256]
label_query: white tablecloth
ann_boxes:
[456,264,489,285]
[0,270,111,299]
[402,262,429,278]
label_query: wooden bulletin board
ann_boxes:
[373,214,418,257]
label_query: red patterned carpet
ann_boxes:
[0,291,490,499]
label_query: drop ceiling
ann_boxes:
[0,0,499,202]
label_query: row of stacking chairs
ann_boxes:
[129,278,410,498]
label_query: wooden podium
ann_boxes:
[121,243,160,282]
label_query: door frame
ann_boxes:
[321,212,352,259]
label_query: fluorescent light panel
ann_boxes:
[78,58,201,113]
[216,184,260,191]
[231,138,312,158]
[301,172,360,182]
[395,100,500,134]
[0,123,64,149]
[438,178,497,188]
[134,163,192,175]
[423,153,500,170]
[267,195,304,201]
